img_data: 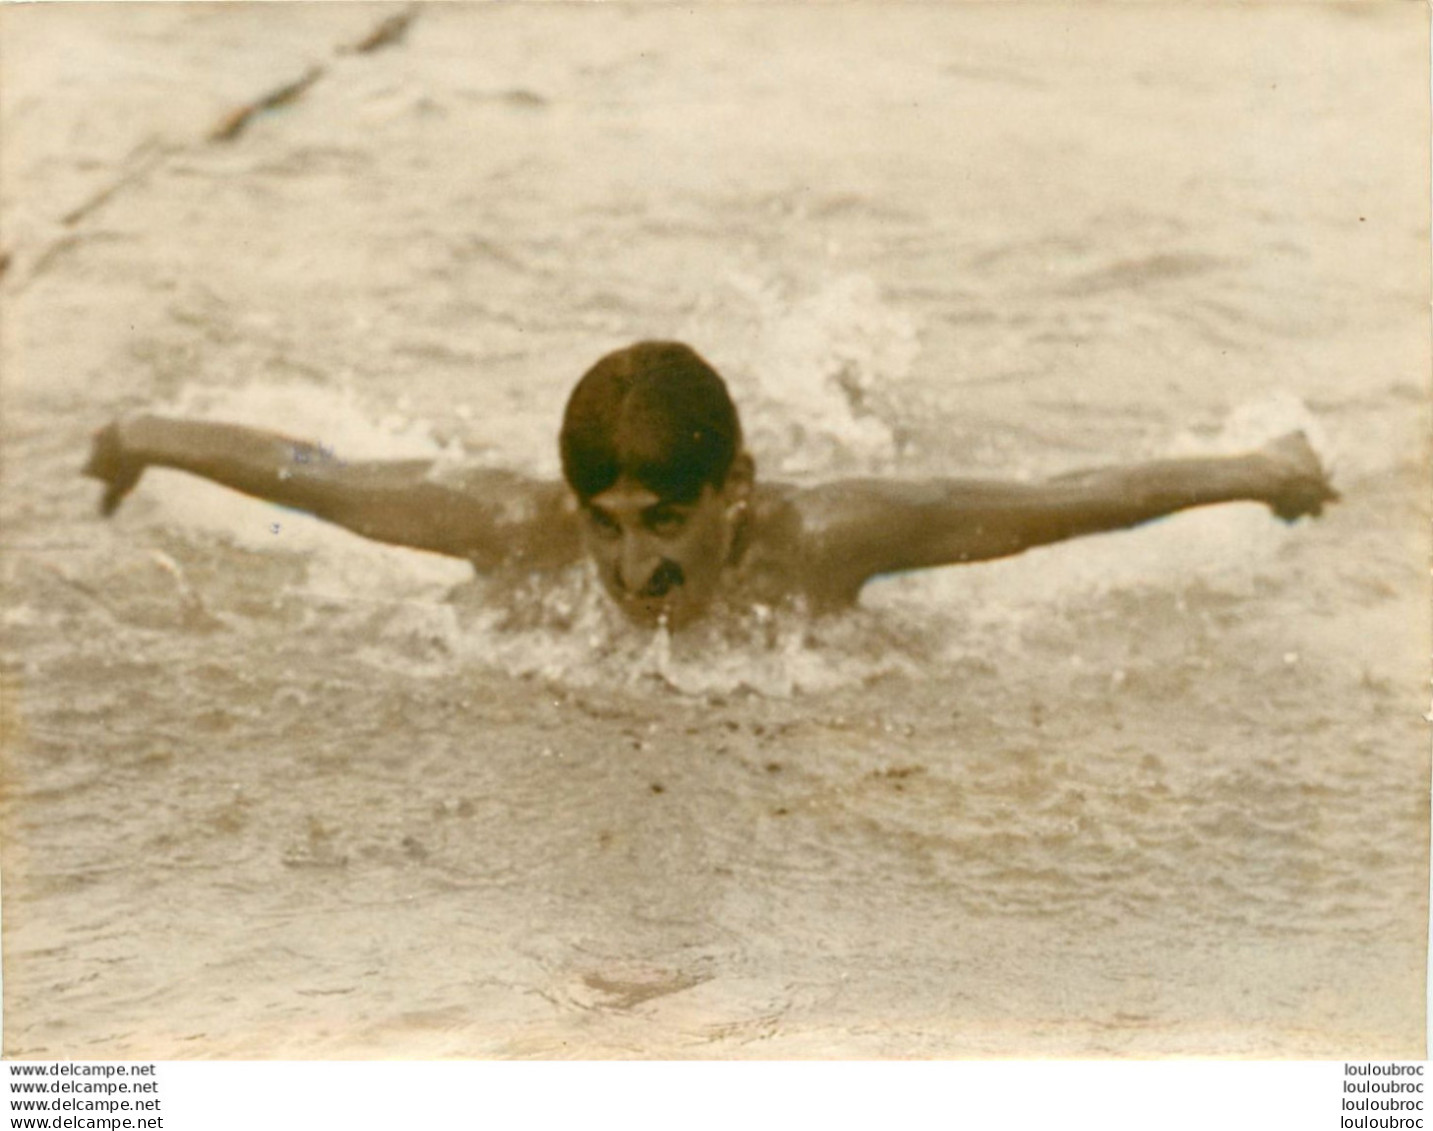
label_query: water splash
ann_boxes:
[684,269,922,479]
[420,570,931,698]
[129,366,1329,696]
[1166,388,1329,462]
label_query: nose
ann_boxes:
[617,531,664,596]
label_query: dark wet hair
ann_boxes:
[560,341,743,504]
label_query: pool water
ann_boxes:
[1,3,1427,1057]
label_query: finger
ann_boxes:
[100,483,126,517]
[99,471,139,517]
[83,427,118,481]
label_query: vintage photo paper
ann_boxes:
[1,2,1427,1059]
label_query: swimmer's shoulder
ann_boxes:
[746,481,868,610]
[755,478,962,609]
[747,482,806,553]
[423,462,582,571]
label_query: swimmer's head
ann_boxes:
[560,342,754,626]
[560,341,743,504]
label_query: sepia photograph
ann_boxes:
[0,1,1427,1063]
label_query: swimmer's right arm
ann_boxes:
[83,416,582,570]
[796,431,1338,605]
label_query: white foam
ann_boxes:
[683,269,922,479]
[1166,388,1330,462]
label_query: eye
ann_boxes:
[644,505,688,536]
[586,507,621,540]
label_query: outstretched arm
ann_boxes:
[83,415,581,570]
[800,432,1337,604]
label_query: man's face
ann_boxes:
[580,476,741,629]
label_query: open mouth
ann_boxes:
[639,560,685,600]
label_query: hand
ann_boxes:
[1260,431,1339,522]
[83,420,145,516]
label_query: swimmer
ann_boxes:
[83,340,1337,628]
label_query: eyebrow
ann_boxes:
[584,499,690,526]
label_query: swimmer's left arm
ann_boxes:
[801,432,1336,602]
